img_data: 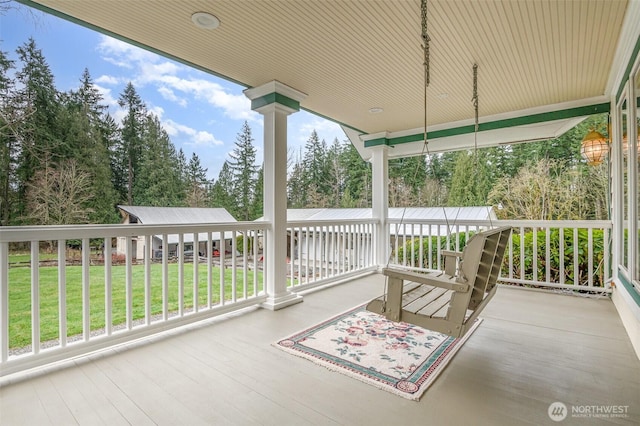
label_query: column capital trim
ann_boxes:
[244,80,307,112]
[362,131,391,148]
[251,93,300,112]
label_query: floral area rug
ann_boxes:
[274,305,481,400]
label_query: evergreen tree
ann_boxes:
[74,68,107,127]
[389,155,428,205]
[326,138,343,207]
[133,113,184,206]
[210,161,234,211]
[251,165,264,219]
[0,49,16,225]
[117,82,146,204]
[483,146,513,181]
[185,152,208,207]
[100,112,123,194]
[13,38,62,222]
[302,130,330,199]
[287,158,306,208]
[102,113,121,220]
[176,147,188,187]
[448,150,492,206]
[228,121,258,220]
[339,142,371,207]
[61,68,118,223]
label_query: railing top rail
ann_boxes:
[0,218,613,244]
[494,219,612,228]
[385,218,612,229]
[0,221,269,243]
[286,218,378,227]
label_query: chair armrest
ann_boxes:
[441,250,462,276]
[441,250,463,258]
[382,267,469,292]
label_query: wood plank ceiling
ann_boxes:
[27,0,628,137]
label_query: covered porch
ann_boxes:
[2,0,640,423]
[1,274,638,425]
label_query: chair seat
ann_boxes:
[367,279,477,320]
[366,226,512,338]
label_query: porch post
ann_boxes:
[370,144,390,268]
[244,81,306,310]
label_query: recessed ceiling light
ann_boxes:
[369,107,384,114]
[191,12,220,30]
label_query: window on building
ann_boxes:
[635,70,640,283]
[621,97,630,273]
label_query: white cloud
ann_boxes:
[137,61,181,86]
[163,119,189,137]
[157,86,187,107]
[154,74,256,121]
[97,36,158,68]
[148,105,165,119]
[193,131,221,146]
[95,34,256,122]
[94,84,117,106]
[95,75,119,85]
[111,108,127,125]
[163,119,224,147]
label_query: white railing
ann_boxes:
[387,219,612,292]
[0,218,378,377]
[0,222,268,376]
[286,219,377,290]
[0,216,612,377]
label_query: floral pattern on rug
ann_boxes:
[275,305,481,400]
[330,310,443,378]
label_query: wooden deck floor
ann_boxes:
[1,273,638,425]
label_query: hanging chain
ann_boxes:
[470,63,492,230]
[472,63,479,170]
[422,0,430,158]
[472,64,479,141]
[422,0,430,87]
[383,0,431,313]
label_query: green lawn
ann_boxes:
[9,252,58,263]
[8,263,263,348]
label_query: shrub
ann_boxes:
[396,227,608,288]
[395,231,474,269]
[504,228,606,287]
[111,253,126,265]
[235,234,253,254]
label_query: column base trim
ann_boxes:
[260,292,303,311]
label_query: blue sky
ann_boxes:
[1,3,347,179]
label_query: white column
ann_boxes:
[244,81,306,310]
[370,145,390,268]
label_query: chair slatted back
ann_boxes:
[448,226,512,316]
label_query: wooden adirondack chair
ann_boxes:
[366,226,512,338]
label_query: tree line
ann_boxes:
[288,115,609,221]
[1,38,609,227]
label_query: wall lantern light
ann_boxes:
[580,130,608,166]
